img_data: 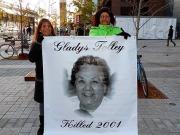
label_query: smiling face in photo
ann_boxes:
[75,64,107,111]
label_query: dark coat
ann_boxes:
[28,42,44,103]
[168,28,173,38]
[76,27,84,36]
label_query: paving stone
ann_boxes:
[14,118,27,128]
[0,105,12,114]
[25,118,36,123]
[0,119,9,128]
[0,128,20,135]
[0,68,33,77]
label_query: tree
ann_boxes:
[124,0,172,42]
[72,0,96,35]
[11,0,38,58]
[37,8,46,18]
[18,0,32,56]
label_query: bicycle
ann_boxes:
[137,46,148,97]
[0,37,30,59]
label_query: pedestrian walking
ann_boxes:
[167,25,176,47]
[28,18,55,135]
[26,26,32,38]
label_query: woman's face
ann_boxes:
[75,64,107,111]
[40,22,52,36]
[100,12,110,25]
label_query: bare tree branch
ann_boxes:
[139,3,170,30]
[141,0,150,9]
[141,5,156,16]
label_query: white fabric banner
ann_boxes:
[42,36,137,135]
[116,17,176,39]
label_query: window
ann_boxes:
[141,7,149,16]
[120,7,132,15]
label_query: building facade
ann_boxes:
[174,0,180,37]
[60,0,67,26]
[0,1,37,35]
[110,0,168,16]
[97,0,173,16]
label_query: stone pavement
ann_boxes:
[0,40,180,135]
[0,60,37,135]
[138,40,180,135]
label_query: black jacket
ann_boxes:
[28,42,44,103]
[168,28,173,38]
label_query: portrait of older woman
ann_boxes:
[69,55,111,117]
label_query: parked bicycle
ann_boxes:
[137,46,148,97]
[0,37,30,59]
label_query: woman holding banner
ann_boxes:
[89,7,130,39]
[28,18,55,135]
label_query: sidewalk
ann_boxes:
[0,60,37,135]
[138,40,180,135]
[0,40,180,135]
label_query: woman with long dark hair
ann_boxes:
[28,18,55,135]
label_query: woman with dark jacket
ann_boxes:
[28,18,55,135]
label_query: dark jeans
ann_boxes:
[40,103,44,116]
[38,103,44,135]
[167,37,176,47]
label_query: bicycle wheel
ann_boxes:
[139,65,148,97]
[0,44,14,59]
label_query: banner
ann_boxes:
[42,36,137,135]
[116,17,176,39]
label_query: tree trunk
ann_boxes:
[136,0,143,46]
[19,0,24,54]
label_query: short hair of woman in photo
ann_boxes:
[70,55,110,112]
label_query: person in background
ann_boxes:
[26,26,32,38]
[23,27,26,35]
[89,7,130,39]
[167,25,176,47]
[28,18,55,135]
[76,24,84,36]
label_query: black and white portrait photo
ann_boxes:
[67,55,112,117]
